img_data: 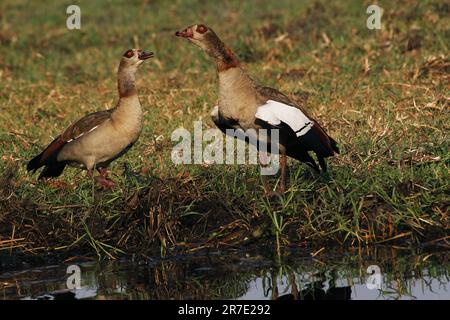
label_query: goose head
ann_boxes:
[120,49,154,70]
[175,24,221,54]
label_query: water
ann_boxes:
[1,247,448,300]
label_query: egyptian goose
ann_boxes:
[27,49,153,188]
[175,24,339,194]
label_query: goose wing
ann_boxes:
[255,86,339,157]
[27,109,113,175]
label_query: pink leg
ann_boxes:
[259,152,280,198]
[87,168,115,189]
[97,167,109,178]
[279,152,287,193]
[97,167,115,188]
[259,152,270,166]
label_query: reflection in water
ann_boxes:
[0,247,448,300]
[274,271,352,300]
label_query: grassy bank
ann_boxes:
[0,0,448,259]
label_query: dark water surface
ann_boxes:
[1,247,448,300]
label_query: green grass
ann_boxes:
[0,0,448,258]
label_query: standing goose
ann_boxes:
[27,49,153,188]
[175,24,339,194]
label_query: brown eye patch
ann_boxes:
[196,24,207,34]
[123,49,134,58]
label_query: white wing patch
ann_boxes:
[66,125,100,143]
[255,100,313,137]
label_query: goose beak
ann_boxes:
[138,51,154,60]
[175,27,193,38]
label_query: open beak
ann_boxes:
[138,51,154,60]
[175,27,193,38]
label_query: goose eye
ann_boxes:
[197,24,207,34]
[123,50,134,58]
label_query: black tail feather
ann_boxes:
[27,136,66,179]
[329,137,339,154]
[287,149,320,173]
[27,152,45,172]
[38,163,67,180]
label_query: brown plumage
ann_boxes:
[176,24,339,194]
[27,49,153,187]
